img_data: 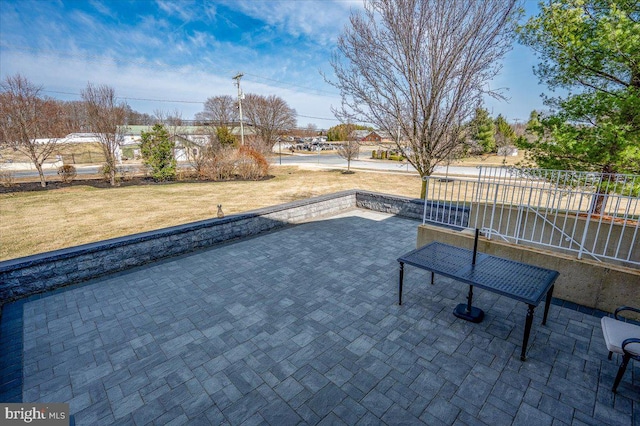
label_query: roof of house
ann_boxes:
[121,124,257,136]
[351,130,373,139]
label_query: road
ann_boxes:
[9,164,144,179]
[274,152,481,177]
[7,153,483,178]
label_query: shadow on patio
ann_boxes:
[1,210,638,425]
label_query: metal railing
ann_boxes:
[422,167,640,268]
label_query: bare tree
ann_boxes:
[195,95,238,146]
[123,104,154,126]
[336,124,360,172]
[329,0,520,197]
[60,100,90,132]
[243,94,297,152]
[153,108,184,140]
[305,123,318,137]
[0,74,71,187]
[153,109,183,127]
[195,95,237,126]
[81,83,127,186]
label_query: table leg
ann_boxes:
[542,285,554,326]
[430,271,434,285]
[454,285,484,323]
[521,304,535,361]
[398,262,404,305]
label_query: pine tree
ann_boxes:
[469,108,495,153]
[140,124,177,181]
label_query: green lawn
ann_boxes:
[0,167,423,261]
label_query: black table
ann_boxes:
[397,241,560,361]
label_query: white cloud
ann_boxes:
[89,0,115,19]
[0,49,342,127]
[0,0,542,126]
[204,4,217,21]
[223,0,362,46]
[155,0,196,23]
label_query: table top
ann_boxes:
[398,241,559,306]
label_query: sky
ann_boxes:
[1,0,547,129]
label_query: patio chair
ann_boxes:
[601,306,640,393]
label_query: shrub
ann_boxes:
[0,169,14,187]
[140,124,177,182]
[57,164,77,183]
[238,146,269,179]
[199,147,270,181]
[120,169,133,181]
[371,150,377,159]
[100,164,120,183]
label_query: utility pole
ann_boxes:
[232,73,245,146]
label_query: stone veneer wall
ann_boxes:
[0,191,425,304]
[356,192,469,226]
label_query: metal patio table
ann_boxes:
[397,241,560,361]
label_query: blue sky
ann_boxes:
[1,0,547,128]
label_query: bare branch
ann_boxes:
[0,74,71,187]
[243,94,297,152]
[328,0,520,195]
[81,83,128,186]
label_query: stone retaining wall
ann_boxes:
[2,189,635,314]
[0,191,425,304]
[356,192,469,226]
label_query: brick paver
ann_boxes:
[2,209,638,424]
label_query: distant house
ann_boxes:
[351,130,382,142]
[58,133,104,143]
[122,124,255,142]
[378,131,394,142]
[171,134,212,162]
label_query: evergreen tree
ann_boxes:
[327,124,371,141]
[140,124,177,181]
[494,114,515,152]
[216,126,236,146]
[518,0,640,175]
[468,108,495,153]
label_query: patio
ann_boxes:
[1,209,638,425]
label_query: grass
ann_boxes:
[0,167,423,261]
[1,143,107,165]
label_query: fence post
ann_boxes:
[422,176,429,224]
[487,182,501,240]
[472,166,482,230]
[578,192,595,260]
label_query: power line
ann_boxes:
[41,90,339,123]
[6,43,342,121]
[296,114,337,122]
[44,90,205,104]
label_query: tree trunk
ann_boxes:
[589,166,615,215]
[35,162,46,188]
[110,166,116,186]
[590,190,607,215]
[420,178,427,200]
